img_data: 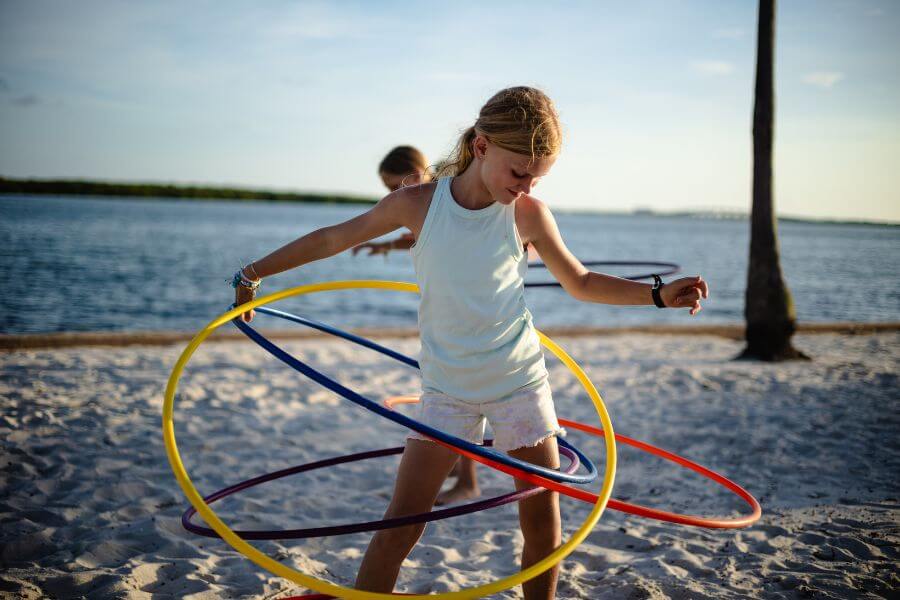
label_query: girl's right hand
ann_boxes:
[351,241,390,256]
[235,284,256,323]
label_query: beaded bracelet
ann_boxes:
[230,268,261,291]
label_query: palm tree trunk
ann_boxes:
[738,0,809,361]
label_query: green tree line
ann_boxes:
[0,177,378,205]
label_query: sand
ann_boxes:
[1,330,898,599]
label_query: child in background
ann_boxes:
[353,144,483,506]
[352,146,428,257]
[234,86,707,599]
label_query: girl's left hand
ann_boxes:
[661,276,709,315]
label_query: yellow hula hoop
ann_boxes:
[162,280,617,600]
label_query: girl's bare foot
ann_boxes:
[435,482,481,506]
[435,456,480,505]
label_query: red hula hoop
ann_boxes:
[385,397,760,529]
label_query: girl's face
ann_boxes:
[380,170,423,192]
[474,135,556,205]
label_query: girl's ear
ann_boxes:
[472,134,489,160]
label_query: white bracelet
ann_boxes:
[231,269,260,291]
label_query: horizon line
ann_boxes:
[1,175,897,227]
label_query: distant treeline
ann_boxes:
[0,177,378,205]
[2,176,894,227]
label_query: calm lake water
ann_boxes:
[1,194,898,334]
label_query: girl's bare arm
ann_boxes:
[235,189,416,320]
[517,197,708,314]
[250,192,414,277]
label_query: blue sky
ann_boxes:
[1,0,897,222]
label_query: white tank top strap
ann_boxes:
[410,177,446,258]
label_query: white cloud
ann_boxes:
[690,60,735,76]
[802,71,845,88]
[713,27,744,39]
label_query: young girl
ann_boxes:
[234,86,708,599]
[353,144,483,506]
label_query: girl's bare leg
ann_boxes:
[435,456,480,505]
[508,437,562,600]
[355,439,460,592]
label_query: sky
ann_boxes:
[1,0,898,223]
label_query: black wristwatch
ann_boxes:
[651,274,666,308]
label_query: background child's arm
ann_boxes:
[351,233,416,256]
[520,198,708,315]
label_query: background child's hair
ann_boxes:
[436,86,562,177]
[379,146,430,177]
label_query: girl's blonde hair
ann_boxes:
[436,86,561,177]
[379,146,430,178]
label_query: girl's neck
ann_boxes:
[451,165,495,210]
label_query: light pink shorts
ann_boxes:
[407,378,565,453]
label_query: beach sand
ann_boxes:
[1,330,898,599]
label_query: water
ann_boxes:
[1,194,898,334]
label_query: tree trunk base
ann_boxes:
[735,320,812,362]
[734,344,811,362]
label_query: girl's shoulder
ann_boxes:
[515,193,552,224]
[514,194,555,245]
[515,193,548,213]
[382,181,437,210]
[392,181,436,212]
[386,182,438,236]
[401,180,438,203]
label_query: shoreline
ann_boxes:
[2,321,898,351]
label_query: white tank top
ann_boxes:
[410,176,548,403]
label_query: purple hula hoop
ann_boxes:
[182,441,579,540]
[525,260,680,288]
